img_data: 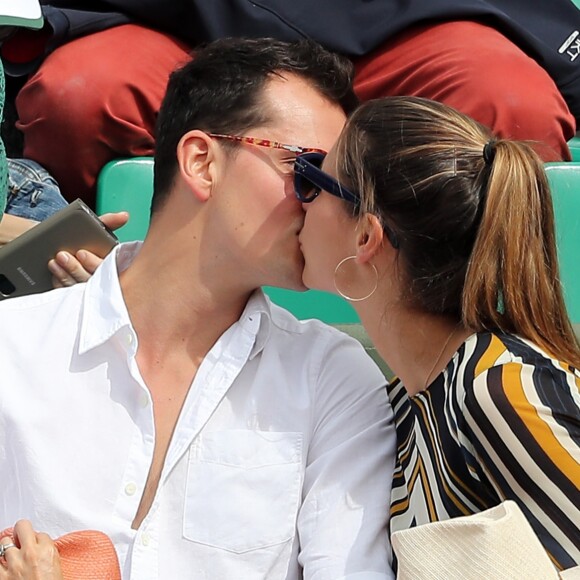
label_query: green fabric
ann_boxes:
[0,58,7,219]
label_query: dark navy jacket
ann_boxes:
[15,1,580,117]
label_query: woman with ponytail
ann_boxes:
[297,96,580,570]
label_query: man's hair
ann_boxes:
[151,37,357,213]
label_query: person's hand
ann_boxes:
[48,249,105,287]
[100,211,129,232]
[0,520,63,580]
[48,211,129,288]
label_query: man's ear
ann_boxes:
[355,213,386,263]
[176,130,217,202]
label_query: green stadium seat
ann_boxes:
[545,162,580,330]
[95,157,154,242]
[568,135,580,162]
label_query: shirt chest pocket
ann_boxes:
[184,430,303,554]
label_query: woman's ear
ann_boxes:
[356,213,386,263]
[176,130,217,202]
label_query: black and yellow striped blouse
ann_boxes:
[388,331,580,570]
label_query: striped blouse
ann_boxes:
[388,331,580,570]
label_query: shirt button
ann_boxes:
[125,482,137,496]
[139,393,149,408]
[141,532,150,546]
[126,334,134,345]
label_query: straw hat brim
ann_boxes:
[1,528,121,580]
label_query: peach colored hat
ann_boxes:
[1,528,121,580]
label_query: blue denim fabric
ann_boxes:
[6,158,68,221]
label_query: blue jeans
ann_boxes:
[6,158,68,221]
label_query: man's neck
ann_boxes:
[119,237,253,367]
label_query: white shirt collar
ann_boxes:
[78,242,273,359]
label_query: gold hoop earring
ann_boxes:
[333,256,378,302]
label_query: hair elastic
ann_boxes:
[483,141,496,165]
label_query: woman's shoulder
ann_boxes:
[458,331,579,421]
[460,331,577,378]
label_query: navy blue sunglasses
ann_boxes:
[294,152,360,205]
[294,152,400,249]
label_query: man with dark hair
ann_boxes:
[0,38,395,579]
[152,38,358,210]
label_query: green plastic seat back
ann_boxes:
[545,162,580,324]
[96,157,154,242]
[568,135,580,162]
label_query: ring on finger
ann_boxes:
[0,543,17,559]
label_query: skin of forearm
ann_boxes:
[0,213,39,245]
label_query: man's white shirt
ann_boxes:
[0,243,395,579]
